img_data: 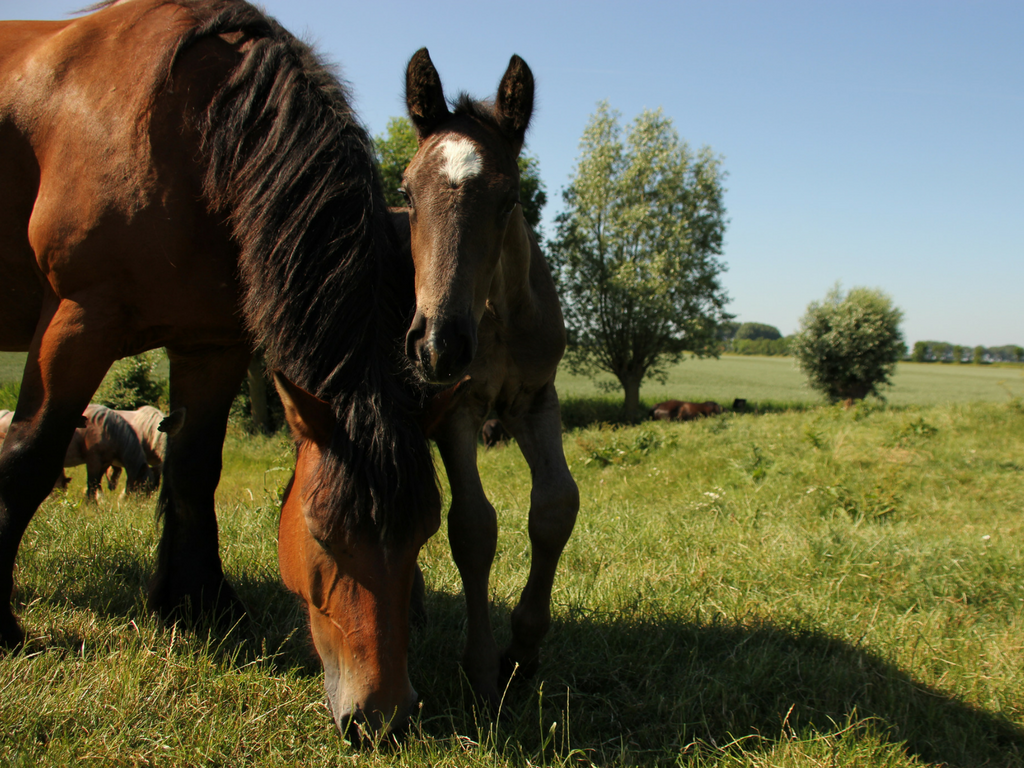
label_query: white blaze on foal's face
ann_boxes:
[437,138,482,187]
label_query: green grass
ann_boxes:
[2,399,1023,766]
[0,351,26,386]
[555,355,1024,423]
[5,350,1022,422]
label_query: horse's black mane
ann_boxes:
[157,0,436,543]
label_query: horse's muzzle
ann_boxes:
[405,310,477,385]
[329,687,418,748]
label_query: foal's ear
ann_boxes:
[273,370,335,447]
[406,47,449,141]
[494,54,534,155]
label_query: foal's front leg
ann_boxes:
[503,381,579,679]
[434,412,502,708]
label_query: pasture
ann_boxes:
[557,354,1024,409]
[1,391,1022,765]
[4,350,1023,413]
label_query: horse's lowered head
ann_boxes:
[273,372,440,743]
[401,48,534,385]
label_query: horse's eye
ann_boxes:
[398,187,411,206]
[503,198,519,217]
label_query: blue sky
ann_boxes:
[11,1,1024,346]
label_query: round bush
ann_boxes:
[792,285,905,403]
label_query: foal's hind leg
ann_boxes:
[502,382,579,681]
[148,344,250,627]
[0,299,118,646]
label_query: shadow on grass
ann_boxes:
[13,544,317,672]
[14,549,1023,766]
[410,591,1024,767]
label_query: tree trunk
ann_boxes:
[621,375,644,423]
[247,350,272,433]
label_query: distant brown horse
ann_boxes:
[650,400,723,421]
[394,49,579,710]
[0,0,437,738]
[65,405,157,502]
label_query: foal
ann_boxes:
[398,49,579,708]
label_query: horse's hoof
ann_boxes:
[465,681,501,718]
[499,649,539,686]
[0,612,26,650]
[410,599,428,630]
[148,578,247,632]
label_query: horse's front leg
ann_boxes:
[433,412,502,709]
[0,298,118,646]
[148,343,250,626]
[502,381,579,680]
[84,453,107,503]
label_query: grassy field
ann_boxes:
[1,395,1023,766]
[0,351,25,388]
[4,349,1022,416]
[556,354,1024,409]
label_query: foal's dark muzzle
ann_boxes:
[405,310,477,385]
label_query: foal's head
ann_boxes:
[401,48,534,384]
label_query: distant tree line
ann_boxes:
[910,341,1024,364]
[718,321,792,356]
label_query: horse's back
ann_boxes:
[0,19,71,81]
[0,18,72,350]
[84,404,147,466]
[0,1,245,354]
[118,405,168,464]
[650,400,683,421]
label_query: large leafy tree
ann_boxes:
[791,284,905,402]
[373,116,547,230]
[548,102,731,420]
[374,116,418,208]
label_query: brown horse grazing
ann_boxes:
[64,405,157,502]
[649,400,723,421]
[0,0,438,736]
[105,406,185,492]
[480,418,511,448]
[274,373,440,739]
[397,49,580,709]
